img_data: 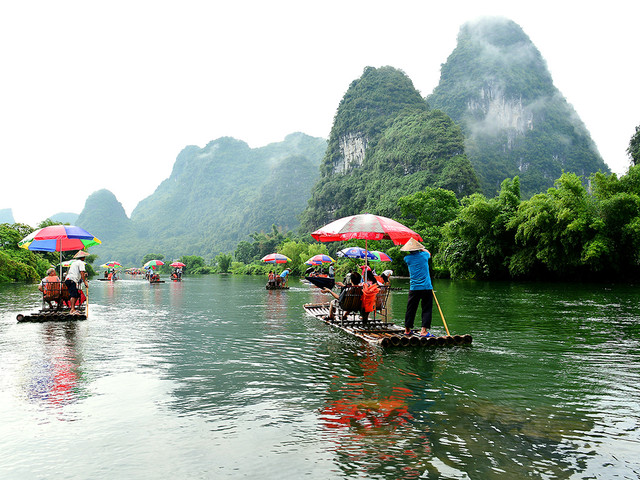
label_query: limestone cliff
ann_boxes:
[428,17,609,197]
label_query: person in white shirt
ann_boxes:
[65,250,89,314]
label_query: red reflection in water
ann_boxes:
[28,323,82,411]
[319,348,432,478]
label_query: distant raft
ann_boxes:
[266,284,290,290]
[303,302,472,347]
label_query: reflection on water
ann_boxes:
[0,276,639,479]
[319,347,429,479]
[25,322,85,413]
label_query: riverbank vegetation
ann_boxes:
[4,164,640,284]
[228,166,640,282]
[0,221,97,283]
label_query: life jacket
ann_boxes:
[361,282,380,313]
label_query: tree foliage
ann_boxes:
[440,168,640,280]
[0,223,65,283]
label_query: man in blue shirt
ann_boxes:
[402,238,434,337]
[279,268,290,286]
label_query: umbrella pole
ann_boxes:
[365,239,368,270]
[432,290,450,336]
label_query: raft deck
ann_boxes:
[17,306,87,323]
[266,284,290,290]
[303,302,472,347]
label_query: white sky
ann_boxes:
[1,0,638,226]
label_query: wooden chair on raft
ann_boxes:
[42,281,71,310]
[336,284,391,326]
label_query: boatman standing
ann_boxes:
[280,268,290,287]
[402,238,434,337]
[65,250,89,315]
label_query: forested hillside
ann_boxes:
[427,17,609,197]
[80,133,326,264]
[301,66,480,231]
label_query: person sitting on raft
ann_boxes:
[323,272,380,325]
[321,270,362,321]
[39,268,61,310]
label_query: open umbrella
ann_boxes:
[369,251,392,262]
[18,225,102,252]
[260,254,291,264]
[144,259,165,269]
[100,261,122,268]
[337,246,377,260]
[312,214,421,245]
[305,254,335,265]
[312,213,421,267]
[170,262,186,268]
[18,224,101,277]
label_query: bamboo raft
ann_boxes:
[303,302,472,347]
[17,306,87,323]
[266,284,289,290]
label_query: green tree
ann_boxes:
[234,241,256,264]
[398,187,461,258]
[178,255,205,273]
[215,253,233,273]
[0,223,49,282]
[509,173,596,277]
[442,178,520,278]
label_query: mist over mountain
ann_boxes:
[301,66,480,231]
[81,133,326,264]
[427,17,609,197]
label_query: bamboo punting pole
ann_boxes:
[432,290,450,336]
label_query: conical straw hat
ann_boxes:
[73,250,89,258]
[400,238,425,252]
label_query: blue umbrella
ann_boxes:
[337,246,377,260]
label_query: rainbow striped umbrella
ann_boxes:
[19,225,101,277]
[100,261,123,268]
[144,259,165,269]
[305,254,335,265]
[261,253,292,264]
[18,225,101,252]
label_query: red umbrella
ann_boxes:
[312,214,421,268]
[312,214,421,245]
[170,262,186,268]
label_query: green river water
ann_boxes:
[0,275,638,479]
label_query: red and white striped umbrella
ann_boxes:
[311,214,422,245]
